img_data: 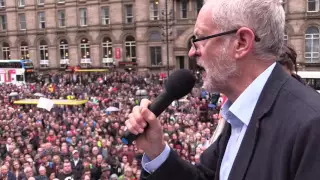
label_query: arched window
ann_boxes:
[39,40,49,68]
[20,41,29,60]
[102,37,113,66]
[80,38,91,67]
[2,42,10,60]
[305,26,320,63]
[59,39,69,68]
[125,36,136,62]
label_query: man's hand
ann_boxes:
[125,99,165,160]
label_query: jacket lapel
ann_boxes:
[227,63,289,180]
[214,122,231,180]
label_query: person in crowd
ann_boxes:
[35,166,48,180]
[70,150,83,180]
[57,161,74,180]
[278,44,305,84]
[1,165,16,180]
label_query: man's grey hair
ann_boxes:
[39,166,46,171]
[24,166,32,173]
[205,0,285,59]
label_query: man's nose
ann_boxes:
[188,46,200,58]
[188,46,196,58]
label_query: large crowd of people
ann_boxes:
[0,70,220,180]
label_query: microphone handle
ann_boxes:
[121,92,173,145]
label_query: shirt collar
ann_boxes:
[221,62,276,126]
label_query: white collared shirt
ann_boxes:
[219,62,276,180]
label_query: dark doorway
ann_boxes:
[188,38,198,71]
[177,56,185,69]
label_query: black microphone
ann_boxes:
[121,69,196,145]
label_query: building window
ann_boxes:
[150,46,162,66]
[195,0,203,16]
[38,0,44,6]
[101,7,110,25]
[125,36,136,62]
[39,12,46,29]
[102,37,113,66]
[150,1,159,20]
[125,5,133,23]
[80,38,91,67]
[308,0,319,12]
[58,10,65,27]
[59,39,69,68]
[0,0,5,8]
[18,0,25,7]
[0,15,6,31]
[2,42,10,60]
[20,41,29,60]
[305,26,320,63]
[39,40,49,68]
[180,0,188,19]
[80,8,87,26]
[19,14,26,30]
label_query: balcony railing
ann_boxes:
[40,60,49,65]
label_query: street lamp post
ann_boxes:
[161,0,173,77]
[165,0,169,76]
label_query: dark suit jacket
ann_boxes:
[5,172,16,180]
[141,63,320,180]
[70,159,83,179]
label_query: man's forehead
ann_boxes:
[194,3,215,35]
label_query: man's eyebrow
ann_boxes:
[194,28,203,37]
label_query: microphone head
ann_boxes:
[165,69,196,100]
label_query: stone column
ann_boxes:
[48,46,58,69]
[161,42,174,68]
[290,35,304,64]
[136,43,148,67]
[69,45,78,66]
[10,47,19,60]
[90,44,100,67]
[29,47,38,69]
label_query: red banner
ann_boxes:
[115,48,121,59]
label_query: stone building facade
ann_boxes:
[286,0,320,71]
[0,0,317,71]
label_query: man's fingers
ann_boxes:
[125,119,139,135]
[140,99,157,126]
[132,106,147,128]
[141,107,157,126]
[125,99,155,137]
[140,99,151,108]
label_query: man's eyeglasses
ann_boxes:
[191,29,261,51]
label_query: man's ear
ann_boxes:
[233,27,255,60]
